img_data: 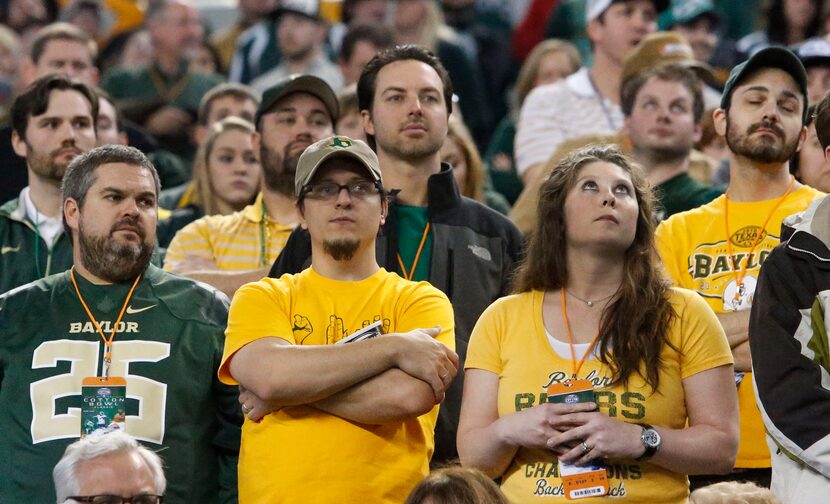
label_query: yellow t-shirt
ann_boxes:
[219,267,455,504]
[655,186,824,468]
[466,288,732,503]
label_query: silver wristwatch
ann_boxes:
[636,423,661,461]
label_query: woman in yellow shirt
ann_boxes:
[458,145,739,503]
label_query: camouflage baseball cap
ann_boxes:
[295,136,382,196]
[621,31,715,85]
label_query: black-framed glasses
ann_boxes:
[66,495,163,504]
[302,181,380,201]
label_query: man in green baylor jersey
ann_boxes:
[0,145,242,503]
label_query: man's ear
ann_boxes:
[712,108,727,137]
[64,197,81,234]
[11,129,28,158]
[361,110,375,137]
[693,123,703,144]
[297,202,308,230]
[796,125,808,153]
[21,57,36,87]
[252,131,261,153]
[380,198,388,226]
[193,125,207,144]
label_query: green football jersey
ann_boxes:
[0,264,242,503]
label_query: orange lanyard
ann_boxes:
[723,176,794,302]
[560,288,601,379]
[70,267,142,378]
[397,222,430,281]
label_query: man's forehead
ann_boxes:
[92,163,156,189]
[638,76,692,98]
[377,59,442,88]
[41,39,91,59]
[736,67,802,96]
[34,89,93,117]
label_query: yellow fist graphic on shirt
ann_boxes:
[292,315,313,343]
[326,315,347,343]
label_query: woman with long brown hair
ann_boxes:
[458,145,738,503]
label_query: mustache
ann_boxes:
[50,142,81,157]
[110,217,145,240]
[748,119,784,138]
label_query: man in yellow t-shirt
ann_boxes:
[656,47,825,487]
[219,136,458,503]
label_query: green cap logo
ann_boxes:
[330,137,352,148]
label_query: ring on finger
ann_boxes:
[581,441,591,453]
[441,372,450,381]
[241,404,251,414]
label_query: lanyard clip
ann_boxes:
[104,349,112,378]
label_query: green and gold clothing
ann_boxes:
[395,205,433,282]
[220,267,455,503]
[0,265,241,503]
[466,288,732,502]
[655,186,824,469]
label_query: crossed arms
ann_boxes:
[228,327,459,425]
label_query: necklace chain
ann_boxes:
[565,289,616,308]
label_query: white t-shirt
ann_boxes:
[514,67,624,175]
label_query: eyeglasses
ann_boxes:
[66,495,163,504]
[302,181,380,201]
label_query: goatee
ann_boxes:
[323,238,360,261]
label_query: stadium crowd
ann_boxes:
[0,0,829,502]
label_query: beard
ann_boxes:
[260,141,301,196]
[323,238,360,261]
[27,141,80,182]
[637,142,692,167]
[78,217,153,283]
[726,117,800,164]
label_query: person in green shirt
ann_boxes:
[622,64,722,220]
[0,144,241,503]
[0,75,98,294]
[101,0,223,161]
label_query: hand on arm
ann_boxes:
[715,311,752,372]
[310,368,439,424]
[457,369,596,478]
[552,366,738,473]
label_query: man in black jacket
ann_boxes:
[270,45,524,464]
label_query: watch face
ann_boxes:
[643,429,661,447]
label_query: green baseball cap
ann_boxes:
[658,0,719,30]
[295,136,383,196]
[254,74,339,126]
[720,46,809,123]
